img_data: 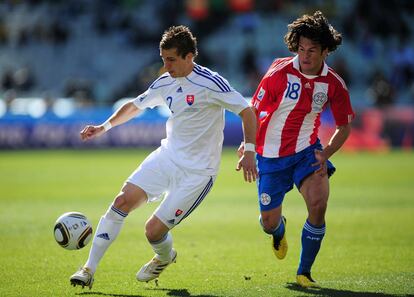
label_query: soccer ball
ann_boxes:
[54,212,93,250]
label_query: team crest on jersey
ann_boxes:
[186,95,195,105]
[257,87,266,101]
[312,92,328,112]
[260,193,271,206]
[175,209,183,217]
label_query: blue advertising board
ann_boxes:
[0,107,244,149]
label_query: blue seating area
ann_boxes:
[0,1,413,149]
[0,0,412,109]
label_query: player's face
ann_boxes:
[160,48,194,78]
[297,36,328,75]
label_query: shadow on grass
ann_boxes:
[76,288,221,297]
[147,288,221,297]
[76,292,144,297]
[285,283,414,297]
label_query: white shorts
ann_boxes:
[126,148,215,229]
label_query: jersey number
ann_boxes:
[285,82,301,100]
[166,96,174,113]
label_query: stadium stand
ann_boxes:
[0,0,413,149]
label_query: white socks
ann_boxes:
[151,232,173,262]
[83,204,173,272]
[84,205,127,273]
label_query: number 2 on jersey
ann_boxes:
[166,96,174,113]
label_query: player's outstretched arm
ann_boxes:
[237,106,259,158]
[80,100,141,141]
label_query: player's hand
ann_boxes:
[236,142,244,158]
[236,151,258,182]
[80,125,105,141]
[312,149,328,177]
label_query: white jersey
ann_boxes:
[132,63,248,175]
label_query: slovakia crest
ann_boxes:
[186,95,195,106]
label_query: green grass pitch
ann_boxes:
[0,149,413,297]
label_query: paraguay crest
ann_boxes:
[260,193,271,206]
[312,92,328,112]
[186,95,195,106]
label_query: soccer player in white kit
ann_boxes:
[70,25,257,289]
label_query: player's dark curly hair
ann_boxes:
[160,25,198,59]
[284,11,342,53]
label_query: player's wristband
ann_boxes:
[244,143,255,152]
[103,121,112,132]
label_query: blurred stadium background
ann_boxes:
[1,2,414,296]
[0,0,413,149]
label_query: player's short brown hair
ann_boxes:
[284,11,342,53]
[160,25,198,59]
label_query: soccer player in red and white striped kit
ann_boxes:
[239,11,355,288]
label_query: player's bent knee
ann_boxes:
[113,183,148,212]
[113,194,126,209]
[308,200,327,220]
[260,215,279,233]
[145,228,159,242]
[144,217,169,242]
[113,193,135,213]
[145,224,165,242]
[260,208,282,233]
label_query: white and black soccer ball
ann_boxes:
[54,212,93,250]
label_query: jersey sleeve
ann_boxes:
[132,87,165,109]
[251,58,288,113]
[208,88,249,115]
[251,75,276,113]
[329,84,355,126]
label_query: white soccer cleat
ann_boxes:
[70,267,94,289]
[136,249,177,282]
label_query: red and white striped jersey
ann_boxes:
[251,55,355,158]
